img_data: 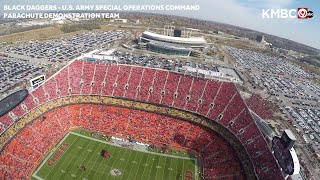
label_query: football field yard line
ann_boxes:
[140,153,154,179]
[82,143,105,179]
[168,157,175,179]
[54,137,88,180]
[164,157,170,179]
[108,147,128,178]
[162,157,168,180]
[121,148,132,173]
[135,153,149,180]
[119,149,135,180]
[123,150,138,180]
[72,141,100,178]
[132,150,145,180]
[33,131,199,180]
[93,145,116,180]
[96,145,117,180]
[45,136,81,178]
[149,155,160,180]
[58,137,92,179]
[182,158,185,179]
[175,158,182,177]
[154,155,164,180]
[101,144,124,180]
[145,154,157,179]
[32,133,71,180]
[143,155,153,180]
[78,142,103,179]
[70,131,197,161]
[118,147,132,178]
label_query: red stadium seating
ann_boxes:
[43,77,58,100]
[54,67,69,97]
[148,70,168,104]
[247,94,274,120]
[102,65,119,96]
[173,75,192,109]
[208,82,236,120]
[197,80,221,115]
[91,63,107,95]
[32,86,47,105]
[113,65,131,97]
[0,114,13,128]
[161,72,180,106]
[0,104,248,179]
[81,62,95,95]
[185,78,206,112]
[11,104,26,119]
[0,60,284,179]
[136,68,156,102]
[69,60,83,95]
[22,95,36,111]
[124,66,143,99]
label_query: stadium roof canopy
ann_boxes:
[142,31,207,45]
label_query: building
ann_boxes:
[256,35,263,43]
[138,29,208,57]
[110,19,128,23]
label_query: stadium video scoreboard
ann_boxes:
[272,129,299,175]
[0,89,28,116]
[30,75,46,89]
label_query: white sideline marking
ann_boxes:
[32,133,71,180]
[32,132,199,180]
[69,132,198,161]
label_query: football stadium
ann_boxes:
[3,0,320,178]
[0,58,298,180]
[138,27,208,57]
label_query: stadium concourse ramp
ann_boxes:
[0,60,285,179]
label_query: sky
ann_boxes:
[0,0,319,49]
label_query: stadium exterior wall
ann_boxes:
[142,31,206,45]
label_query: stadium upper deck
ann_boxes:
[0,60,284,179]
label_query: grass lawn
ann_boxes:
[32,131,199,180]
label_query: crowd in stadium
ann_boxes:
[0,60,284,179]
[1,104,245,179]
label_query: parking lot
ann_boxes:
[226,46,320,154]
[0,30,133,98]
[251,74,319,102]
[0,54,44,96]
[3,30,132,62]
[226,46,312,78]
[284,106,320,151]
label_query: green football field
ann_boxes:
[32,131,199,180]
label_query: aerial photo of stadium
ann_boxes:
[0,59,295,180]
[1,0,320,180]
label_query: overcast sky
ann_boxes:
[1,0,319,49]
